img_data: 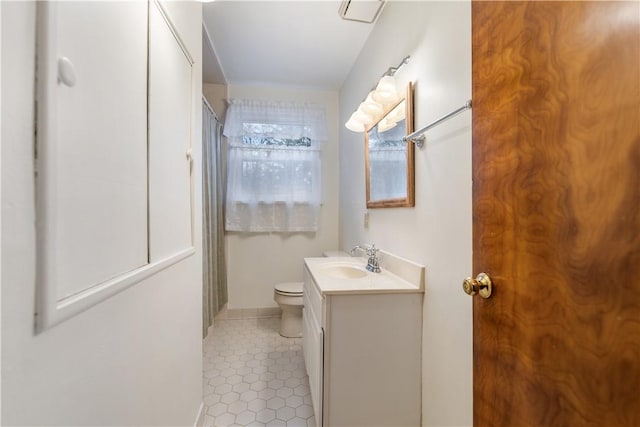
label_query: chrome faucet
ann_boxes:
[350,244,381,273]
[349,245,366,255]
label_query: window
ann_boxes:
[223,100,327,232]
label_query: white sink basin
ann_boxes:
[320,263,368,279]
[305,254,425,294]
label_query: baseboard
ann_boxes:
[193,402,205,427]
[215,306,281,320]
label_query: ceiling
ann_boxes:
[202,1,378,89]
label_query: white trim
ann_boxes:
[152,0,194,65]
[37,247,195,332]
[193,402,205,427]
[202,21,228,84]
[215,307,281,320]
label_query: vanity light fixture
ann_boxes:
[377,116,397,133]
[372,75,399,105]
[359,92,384,116]
[345,110,373,132]
[344,55,410,133]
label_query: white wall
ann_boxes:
[339,2,473,426]
[1,2,204,425]
[225,85,340,310]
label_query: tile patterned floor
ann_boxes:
[203,317,316,427]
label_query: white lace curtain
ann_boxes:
[224,99,327,141]
[223,99,327,233]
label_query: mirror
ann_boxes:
[365,82,415,208]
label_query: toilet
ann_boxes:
[274,282,304,338]
[274,250,349,338]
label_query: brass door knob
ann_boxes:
[462,273,493,298]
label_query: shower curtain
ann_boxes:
[202,97,228,337]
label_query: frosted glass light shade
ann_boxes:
[359,92,384,116]
[372,75,399,104]
[345,110,372,132]
[377,75,396,92]
[377,117,397,133]
[386,101,406,123]
[345,117,365,132]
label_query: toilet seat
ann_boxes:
[274,282,303,296]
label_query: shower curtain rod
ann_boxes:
[202,95,220,122]
[403,100,472,149]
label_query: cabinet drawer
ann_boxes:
[303,266,323,324]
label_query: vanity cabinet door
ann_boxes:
[303,306,323,427]
[303,268,324,426]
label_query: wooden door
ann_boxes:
[472,2,640,426]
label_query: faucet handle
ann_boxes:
[351,244,379,257]
[364,244,381,273]
[350,245,364,255]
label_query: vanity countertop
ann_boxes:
[304,255,425,295]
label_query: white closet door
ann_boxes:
[148,2,194,261]
[39,2,149,301]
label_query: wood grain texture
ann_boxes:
[472,2,640,426]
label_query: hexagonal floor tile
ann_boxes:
[265,418,286,427]
[275,405,295,422]
[247,398,267,412]
[236,410,257,426]
[285,395,303,409]
[288,417,308,427]
[240,390,258,402]
[250,380,267,392]
[203,317,315,427]
[255,408,276,423]
[213,412,235,427]
[296,404,314,419]
[275,387,293,399]
[221,391,240,404]
[233,382,251,394]
[207,402,228,417]
[258,388,276,401]
[228,400,248,415]
[266,396,285,410]
[214,383,233,396]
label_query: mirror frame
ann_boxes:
[365,81,415,208]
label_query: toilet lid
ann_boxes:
[275,282,303,296]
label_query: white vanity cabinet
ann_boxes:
[302,266,324,423]
[302,257,424,427]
